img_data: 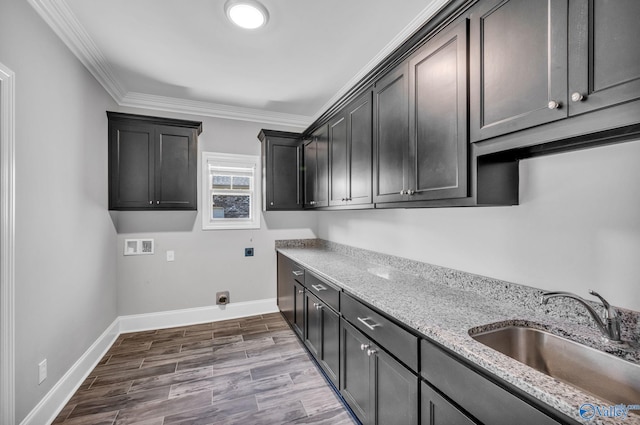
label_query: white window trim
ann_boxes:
[201,152,261,230]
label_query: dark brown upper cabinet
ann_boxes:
[328,90,373,207]
[303,124,329,208]
[108,112,201,211]
[258,130,303,211]
[407,20,469,201]
[373,64,409,204]
[568,0,640,116]
[470,0,568,142]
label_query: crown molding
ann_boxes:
[26,0,313,128]
[27,0,127,101]
[120,92,312,128]
[311,0,451,123]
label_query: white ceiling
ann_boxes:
[29,0,450,127]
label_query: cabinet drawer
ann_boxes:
[341,293,418,371]
[305,272,339,311]
[290,264,305,285]
[421,339,561,425]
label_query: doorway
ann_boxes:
[0,61,16,425]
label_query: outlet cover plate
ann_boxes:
[38,359,47,384]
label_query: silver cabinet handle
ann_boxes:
[360,343,370,351]
[407,189,415,195]
[297,289,304,294]
[156,200,160,204]
[311,284,327,292]
[313,302,322,310]
[548,100,561,110]
[367,348,377,357]
[270,201,274,206]
[571,92,584,102]
[399,190,406,195]
[149,201,153,204]
[357,317,381,331]
[292,270,304,277]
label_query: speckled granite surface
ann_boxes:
[276,239,640,425]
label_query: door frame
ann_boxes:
[0,61,16,425]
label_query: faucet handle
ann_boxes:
[588,290,614,317]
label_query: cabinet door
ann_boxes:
[329,114,348,206]
[373,345,419,425]
[267,139,302,210]
[373,63,409,203]
[569,0,640,116]
[315,125,329,208]
[320,305,340,387]
[276,254,296,325]
[109,122,155,209]
[470,0,568,142]
[293,281,305,338]
[340,320,373,425]
[155,125,197,209]
[408,20,468,201]
[347,91,373,205]
[305,293,322,358]
[303,139,318,208]
[421,382,477,425]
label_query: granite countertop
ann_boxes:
[276,241,640,425]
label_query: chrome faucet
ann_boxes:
[541,290,622,343]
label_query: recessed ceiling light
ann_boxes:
[225,0,269,30]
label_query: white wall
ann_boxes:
[113,108,317,315]
[317,140,640,312]
[0,0,119,421]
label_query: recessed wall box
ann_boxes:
[124,239,155,255]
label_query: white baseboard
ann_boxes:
[20,298,279,425]
[117,298,278,334]
[20,319,120,425]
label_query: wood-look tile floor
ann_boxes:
[52,313,356,425]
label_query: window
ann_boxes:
[202,152,261,230]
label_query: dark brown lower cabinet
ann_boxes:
[293,281,305,338]
[305,292,340,386]
[340,319,418,425]
[276,253,304,327]
[421,381,477,425]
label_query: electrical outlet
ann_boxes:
[216,291,230,305]
[244,247,254,257]
[166,250,175,262]
[38,359,47,384]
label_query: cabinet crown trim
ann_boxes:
[106,111,202,135]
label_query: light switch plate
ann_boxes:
[166,250,175,262]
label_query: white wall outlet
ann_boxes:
[124,239,155,256]
[38,359,47,384]
[166,250,175,262]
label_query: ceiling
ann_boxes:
[29,0,450,128]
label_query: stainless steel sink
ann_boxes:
[470,326,640,405]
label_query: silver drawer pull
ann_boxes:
[311,284,327,292]
[297,289,304,294]
[292,270,304,277]
[367,348,377,357]
[360,343,370,351]
[357,317,381,331]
